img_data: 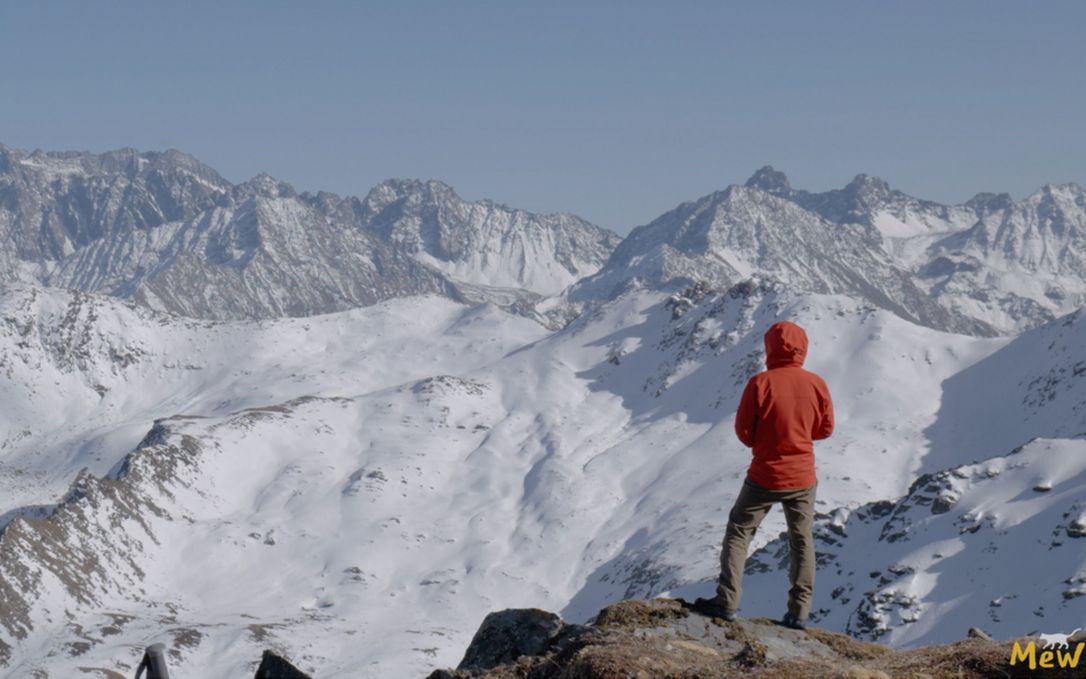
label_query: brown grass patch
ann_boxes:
[805,627,894,661]
[593,598,689,629]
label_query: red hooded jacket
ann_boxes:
[735,321,834,490]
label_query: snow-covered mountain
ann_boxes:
[359,178,618,297]
[568,167,1086,336]
[1,151,1085,677]
[921,183,1086,333]
[6,275,1081,677]
[6,144,1086,336]
[565,183,991,336]
[743,167,1086,334]
[0,284,550,676]
[0,145,619,319]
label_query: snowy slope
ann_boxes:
[0,284,548,532]
[667,299,1086,646]
[4,280,1061,678]
[739,438,1086,646]
[922,305,1086,471]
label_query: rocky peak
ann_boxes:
[1,145,230,190]
[843,173,893,204]
[964,191,1014,214]
[358,180,472,261]
[0,143,623,318]
[362,178,462,214]
[776,173,908,230]
[236,172,298,199]
[0,146,13,173]
[744,165,792,195]
[139,148,230,184]
[1032,182,1086,208]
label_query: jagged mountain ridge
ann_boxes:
[360,178,618,296]
[568,166,1086,335]
[566,183,993,336]
[5,143,1086,335]
[921,182,1086,332]
[0,144,620,319]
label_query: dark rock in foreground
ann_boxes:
[254,649,312,679]
[456,608,565,670]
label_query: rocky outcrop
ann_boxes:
[425,598,1053,679]
[455,609,567,670]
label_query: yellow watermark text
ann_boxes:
[1010,641,1084,670]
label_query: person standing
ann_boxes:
[696,320,834,629]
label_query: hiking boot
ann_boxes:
[693,597,736,621]
[780,613,807,630]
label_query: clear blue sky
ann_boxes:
[2,1,1083,233]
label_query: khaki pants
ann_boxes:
[717,477,817,619]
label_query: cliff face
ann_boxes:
[426,598,1076,679]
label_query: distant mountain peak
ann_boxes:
[965,191,1014,212]
[745,165,792,194]
[3,145,232,192]
[1037,181,1086,197]
[373,177,458,196]
[238,172,297,199]
[845,173,892,197]
[363,178,462,212]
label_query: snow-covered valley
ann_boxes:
[1,279,1082,678]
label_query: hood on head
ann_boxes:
[764,321,808,368]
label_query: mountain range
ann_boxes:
[4,145,1086,334]
[567,166,1086,336]
[0,145,620,319]
[0,145,1084,677]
